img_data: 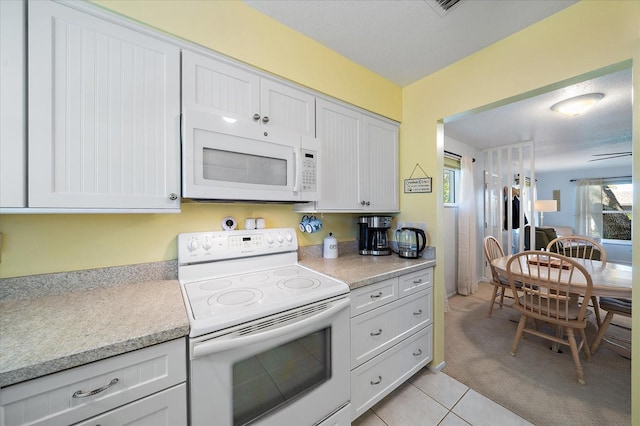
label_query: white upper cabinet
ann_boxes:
[299,98,398,212]
[27,1,181,210]
[182,50,315,138]
[0,0,26,208]
[361,116,399,212]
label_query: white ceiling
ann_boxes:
[446,67,633,172]
[243,0,577,87]
[243,0,632,173]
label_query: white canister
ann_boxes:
[323,233,338,259]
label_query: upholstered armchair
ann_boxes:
[523,226,559,251]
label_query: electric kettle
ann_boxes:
[395,227,427,259]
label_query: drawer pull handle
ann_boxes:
[370,292,383,299]
[413,278,423,284]
[370,329,383,336]
[413,349,423,356]
[370,376,382,385]
[413,309,423,316]
[72,378,119,398]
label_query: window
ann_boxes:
[602,180,632,241]
[444,156,460,204]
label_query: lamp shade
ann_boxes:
[535,200,558,212]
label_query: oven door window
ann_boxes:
[232,328,331,426]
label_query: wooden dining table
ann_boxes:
[491,255,632,298]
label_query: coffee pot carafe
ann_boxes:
[396,227,427,259]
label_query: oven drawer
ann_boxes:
[351,288,432,367]
[350,325,433,421]
[398,268,433,297]
[0,339,186,426]
[350,277,398,317]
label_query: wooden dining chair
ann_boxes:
[591,297,631,357]
[507,251,593,385]
[546,236,607,327]
[483,236,510,316]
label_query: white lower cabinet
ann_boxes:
[0,339,187,426]
[350,267,433,421]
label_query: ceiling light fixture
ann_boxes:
[550,93,604,116]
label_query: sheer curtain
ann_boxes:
[457,157,477,295]
[575,178,603,239]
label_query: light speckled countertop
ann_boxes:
[0,249,435,389]
[299,249,436,290]
[0,280,189,388]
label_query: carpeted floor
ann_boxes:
[443,282,631,426]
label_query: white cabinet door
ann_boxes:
[309,99,399,212]
[361,115,399,212]
[0,0,26,208]
[182,50,260,123]
[28,0,181,210]
[315,98,363,210]
[183,50,315,137]
[260,78,315,138]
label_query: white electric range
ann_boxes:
[177,228,351,426]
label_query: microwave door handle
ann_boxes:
[192,298,349,358]
[292,148,300,193]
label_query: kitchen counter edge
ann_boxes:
[299,252,436,290]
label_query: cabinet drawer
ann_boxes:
[74,383,187,426]
[0,339,186,426]
[350,277,398,317]
[351,289,432,367]
[351,325,433,421]
[398,268,432,297]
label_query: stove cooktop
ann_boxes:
[177,228,349,337]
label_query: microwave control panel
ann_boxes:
[300,149,318,193]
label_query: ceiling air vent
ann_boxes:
[425,0,462,16]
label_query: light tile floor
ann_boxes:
[352,368,533,426]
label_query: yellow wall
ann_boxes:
[399,0,639,419]
[0,0,402,279]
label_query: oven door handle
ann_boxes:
[192,298,349,358]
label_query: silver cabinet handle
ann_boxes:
[72,378,119,398]
[168,193,178,200]
[370,376,382,385]
[413,278,423,284]
[365,201,370,206]
[370,329,383,336]
[413,309,423,316]
[413,349,423,356]
[361,200,366,205]
[253,113,261,121]
[262,116,270,123]
[370,291,383,299]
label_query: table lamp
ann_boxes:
[534,200,557,227]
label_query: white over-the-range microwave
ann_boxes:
[181,109,319,202]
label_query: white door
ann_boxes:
[28,0,181,210]
[316,98,363,210]
[261,78,316,138]
[361,115,399,212]
[0,0,26,208]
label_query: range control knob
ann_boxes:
[187,238,199,252]
[285,231,293,242]
[277,233,284,243]
[202,237,212,251]
[267,234,275,245]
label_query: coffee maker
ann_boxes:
[358,216,392,255]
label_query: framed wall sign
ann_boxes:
[404,177,432,193]
[404,163,432,193]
